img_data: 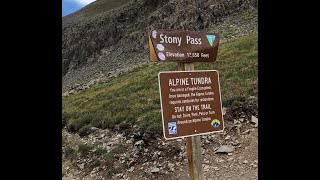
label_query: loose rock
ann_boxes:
[251,115,258,127]
[128,166,135,172]
[78,163,84,170]
[225,135,231,140]
[150,167,160,173]
[215,145,235,153]
[134,140,144,146]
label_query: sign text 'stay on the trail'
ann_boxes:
[148,29,219,62]
[158,70,224,139]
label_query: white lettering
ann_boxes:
[189,77,212,85]
[186,35,202,45]
[169,78,189,86]
[160,34,164,43]
[159,34,182,46]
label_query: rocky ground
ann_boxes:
[62,97,258,180]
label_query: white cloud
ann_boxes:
[67,0,97,6]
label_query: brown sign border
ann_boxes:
[149,29,220,62]
[158,70,224,140]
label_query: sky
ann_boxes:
[62,0,96,16]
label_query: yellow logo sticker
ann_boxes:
[211,119,220,128]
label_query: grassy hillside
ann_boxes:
[62,33,258,137]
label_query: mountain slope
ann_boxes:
[62,33,257,137]
[62,0,132,28]
[62,0,258,93]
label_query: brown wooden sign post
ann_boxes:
[179,62,203,180]
[149,30,223,180]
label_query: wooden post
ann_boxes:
[178,62,204,180]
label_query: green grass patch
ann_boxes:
[110,144,125,155]
[195,34,258,106]
[63,33,257,136]
[78,144,94,157]
[78,125,93,137]
[93,147,109,156]
[65,146,77,161]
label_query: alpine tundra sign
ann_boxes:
[158,70,224,139]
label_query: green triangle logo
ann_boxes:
[206,35,216,46]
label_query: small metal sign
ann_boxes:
[149,29,220,62]
[158,70,224,139]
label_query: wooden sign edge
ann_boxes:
[148,31,159,62]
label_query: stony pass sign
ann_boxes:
[148,29,220,62]
[158,70,224,139]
